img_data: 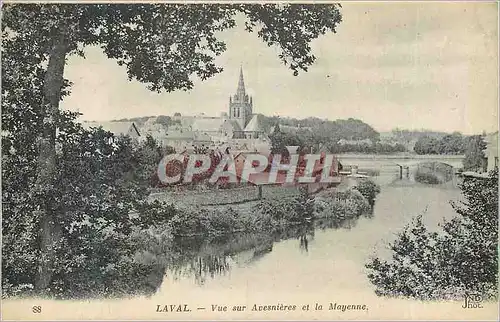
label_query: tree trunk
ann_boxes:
[34,30,68,293]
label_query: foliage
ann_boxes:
[391,128,449,141]
[413,132,476,155]
[314,188,371,220]
[263,116,381,151]
[253,196,301,224]
[437,133,466,154]
[1,31,175,297]
[3,3,342,90]
[414,171,441,184]
[269,124,303,155]
[414,162,454,184]
[294,186,315,220]
[354,179,381,207]
[155,115,181,127]
[2,114,177,298]
[365,169,498,300]
[463,135,487,171]
[263,116,411,154]
[114,116,154,126]
[332,142,407,154]
[168,206,274,237]
[413,136,441,154]
[2,3,343,296]
[137,134,170,186]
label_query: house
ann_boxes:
[233,152,248,178]
[157,68,270,152]
[82,121,141,142]
[140,116,168,142]
[485,131,499,172]
[241,114,266,139]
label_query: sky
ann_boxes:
[61,2,499,135]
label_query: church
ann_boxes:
[158,68,270,153]
[227,66,262,139]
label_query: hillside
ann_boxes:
[109,114,474,155]
[113,114,381,142]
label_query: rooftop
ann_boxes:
[82,121,140,136]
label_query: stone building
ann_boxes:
[162,67,269,152]
[229,67,254,131]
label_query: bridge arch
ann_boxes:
[392,160,458,180]
[393,160,461,168]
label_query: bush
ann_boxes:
[252,197,299,224]
[365,169,498,300]
[294,186,315,220]
[239,211,277,233]
[168,207,241,237]
[415,171,442,184]
[1,112,178,299]
[354,179,381,207]
[314,188,371,220]
[415,162,453,184]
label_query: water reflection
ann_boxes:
[164,214,368,286]
[299,235,309,252]
[150,181,463,304]
[157,169,456,289]
[156,173,454,290]
[166,233,275,285]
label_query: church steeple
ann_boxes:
[229,67,253,131]
[237,66,246,98]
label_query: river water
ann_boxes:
[151,166,465,314]
[4,163,498,320]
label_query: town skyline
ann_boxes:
[61,2,498,135]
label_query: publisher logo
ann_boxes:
[156,153,340,186]
[462,293,483,309]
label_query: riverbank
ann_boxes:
[130,185,377,289]
[150,185,374,239]
[127,183,378,291]
[337,153,465,160]
[2,181,379,300]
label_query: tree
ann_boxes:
[2,112,178,297]
[269,123,287,155]
[414,136,440,154]
[137,134,169,186]
[366,168,498,300]
[264,116,381,153]
[463,135,487,171]
[437,132,465,154]
[354,179,380,207]
[2,3,342,292]
[154,115,172,127]
[295,186,315,221]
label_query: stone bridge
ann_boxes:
[337,154,465,179]
[389,156,464,169]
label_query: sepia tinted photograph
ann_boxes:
[1,1,498,320]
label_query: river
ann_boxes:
[148,169,466,317]
[4,164,497,320]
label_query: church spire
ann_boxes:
[237,66,246,97]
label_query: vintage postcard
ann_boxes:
[1,0,499,320]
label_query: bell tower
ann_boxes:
[229,67,253,129]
